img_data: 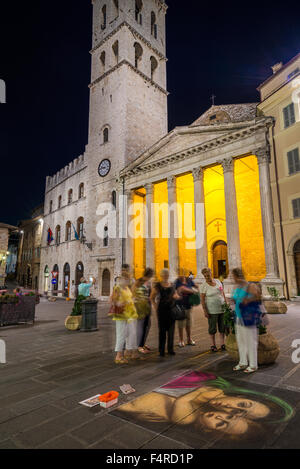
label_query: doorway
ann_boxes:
[102,269,111,297]
[63,263,70,297]
[75,262,84,297]
[52,264,59,296]
[212,240,228,279]
[294,240,300,296]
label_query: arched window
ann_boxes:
[79,183,84,199]
[135,0,143,24]
[58,195,62,209]
[103,127,109,143]
[65,221,72,242]
[113,0,119,19]
[77,217,84,240]
[102,269,111,296]
[68,189,73,204]
[50,200,53,213]
[55,225,61,245]
[112,190,117,209]
[134,42,143,69]
[151,12,157,38]
[112,40,119,65]
[100,51,106,73]
[150,56,158,81]
[104,226,109,247]
[101,5,107,30]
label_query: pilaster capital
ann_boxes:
[255,146,271,165]
[221,158,234,173]
[167,175,177,190]
[192,167,204,182]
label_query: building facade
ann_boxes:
[0,223,18,288]
[17,205,44,290]
[258,53,300,298]
[39,0,285,298]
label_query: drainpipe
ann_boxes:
[121,177,125,266]
[271,121,290,299]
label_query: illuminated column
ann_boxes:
[256,147,283,295]
[222,158,242,286]
[167,176,179,281]
[145,183,155,270]
[192,167,208,282]
[125,188,134,267]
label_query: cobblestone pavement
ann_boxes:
[0,299,300,449]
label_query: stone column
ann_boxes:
[256,147,284,296]
[125,189,134,268]
[145,183,155,271]
[222,158,242,292]
[192,167,208,283]
[167,176,179,281]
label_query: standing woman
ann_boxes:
[110,271,138,364]
[232,268,261,374]
[200,268,226,352]
[133,268,154,354]
[150,269,177,357]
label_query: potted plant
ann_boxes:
[65,295,85,331]
[223,303,280,365]
[264,287,287,314]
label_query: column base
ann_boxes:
[260,276,285,299]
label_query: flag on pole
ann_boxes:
[72,224,80,241]
[47,228,53,245]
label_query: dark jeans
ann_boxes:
[158,321,175,356]
[139,314,152,348]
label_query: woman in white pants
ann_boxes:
[110,274,138,364]
[232,268,261,374]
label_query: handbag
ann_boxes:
[189,292,201,307]
[239,301,262,327]
[108,303,125,317]
[171,304,187,321]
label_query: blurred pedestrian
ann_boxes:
[200,268,226,352]
[175,273,197,347]
[78,277,95,298]
[150,269,178,357]
[232,268,261,373]
[133,268,154,354]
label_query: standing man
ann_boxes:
[78,277,96,298]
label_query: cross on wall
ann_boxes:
[215,221,222,232]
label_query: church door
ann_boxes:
[212,240,228,280]
[102,269,111,297]
[294,240,300,296]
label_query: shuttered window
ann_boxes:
[287,148,300,175]
[292,198,300,219]
[283,103,296,128]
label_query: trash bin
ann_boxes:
[81,298,98,332]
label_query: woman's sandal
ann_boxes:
[187,340,196,346]
[220,344,226,351]
[233,364,247,371]
[244,367,258,374]
[210,346,218,353]
[115,358,129,365]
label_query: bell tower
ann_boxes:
[85,0,168,279]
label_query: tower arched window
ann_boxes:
[68,189,73,204]
[79,183,84,199]
[150,56,158,81]
[58,195,62,209]
[100,51,106,73]
[112,190,117,209]
[77,217,84,240]
[49,200,53,213]
[113,0,119,19]
[135,0,143,24]
[104,226,109,247]
[112,40,119,65]
[55,225,61,245]
[134,42,143,69]
[151,12,157,38]
[103,127,109,143]
[65,221,72,242]
[101,5,107,30]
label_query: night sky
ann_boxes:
[1,0,299,226]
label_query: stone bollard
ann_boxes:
[81,298,99,332]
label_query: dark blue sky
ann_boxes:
[1,0,299,225]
